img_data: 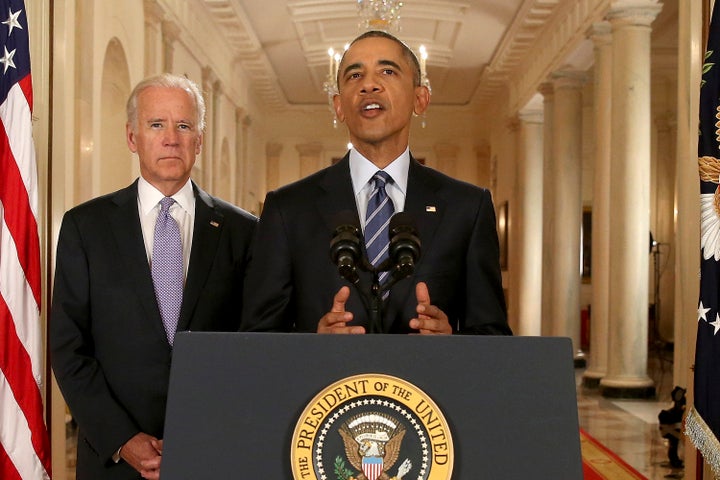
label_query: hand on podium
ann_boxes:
[317,282,451,335]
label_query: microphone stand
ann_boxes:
[361,258,405,334]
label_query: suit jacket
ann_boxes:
[50,180,257,480]
[240,154,510,335]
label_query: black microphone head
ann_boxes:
[330,211,362,284]
[389,212,421,277]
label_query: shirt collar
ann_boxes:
[348,147,410,194]
[138,177,195,216]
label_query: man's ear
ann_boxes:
[413,85,431,116]
[126,123,138,153]
[332,94,345,123]
[196,132,203,155]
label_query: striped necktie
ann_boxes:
[364,171,395,290]
[151,197,184,345]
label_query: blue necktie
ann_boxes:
[365,171,395,291]
[151,197,183,345]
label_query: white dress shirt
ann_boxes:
[137,177,195,279]
[349,147,409,232]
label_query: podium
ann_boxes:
[162,333,582,478]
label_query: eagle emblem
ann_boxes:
[338,412,412,480]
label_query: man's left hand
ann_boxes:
[409,282,452,335]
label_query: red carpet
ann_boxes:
[581,429,648,480]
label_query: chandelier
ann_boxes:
[323,0,430,127]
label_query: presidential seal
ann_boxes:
[291,374,453,480]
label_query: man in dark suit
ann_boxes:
[240,31,510,336]
[50,74,256,479]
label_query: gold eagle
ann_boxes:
[338,422,406,480]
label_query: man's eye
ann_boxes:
[178,124,191,130]
[382,69,395,75]
[150,122,163,128]
[348,72,362,80]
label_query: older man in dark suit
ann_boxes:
[240,31,510,336]
[50,73,257,479]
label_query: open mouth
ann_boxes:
[363,103,382,111]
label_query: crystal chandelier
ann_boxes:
[358,0,403,33]
[323,0,430,127]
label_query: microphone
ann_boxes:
[330,211,362,285]
[389,212,421,279]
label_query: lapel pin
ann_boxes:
[425,206,437,212]
[210,221,220,227]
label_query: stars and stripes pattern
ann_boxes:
[686,2,720,476]
[0,1,52,479]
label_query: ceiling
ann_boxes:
[201,0,677,111]
[202,0,564,110]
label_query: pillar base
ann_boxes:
[600,384,656,399]
[573,350,586,369]
[582,370,605,389]
[599,376,656,399]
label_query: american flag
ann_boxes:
[0,0,52,478]
[687,1,720,475]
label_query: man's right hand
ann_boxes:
[119,432,162,479]
[317,286,365,334]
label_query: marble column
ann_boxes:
[549,70,586,365]
[143,0,164,75]
[583,22,613,388]
[200,67,217,190]
[600,0,662,398]
[161,20,180,73]
[516,109,544,336]
[475,142,491,189]
[539,82,555,337]
[266,143,283,194]
[211,79,223,195]
[434,143,460,178]
[234,107,246,206]
[296,142,323,179]
[652,112,676,343]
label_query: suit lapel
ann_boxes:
[108,181,168,341]
[178,183,224,331]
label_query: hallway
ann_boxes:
[578,351,685,479]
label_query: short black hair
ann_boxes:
[337,30,422,89]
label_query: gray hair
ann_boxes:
[126,73,206,132]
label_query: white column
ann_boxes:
[200,67,217,191]
[675,0,701,475]
[583,22,612,388]
[143,0,164,75]
[550,70,586,364]
[266,143,283,193]
[475,143,491,189]
[234,107,246,206]
[539,82,555,337]
[516,110,544,336]
[161,20,180,73]
[296,143,324,178]
[600,0,662,398]
[652,112,676,343]
[434,143,460,178]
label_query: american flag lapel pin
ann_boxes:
[210,220,220,227]
[425,205,437,212]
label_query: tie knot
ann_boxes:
[159,197,175,213]
[373,171,392,188]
